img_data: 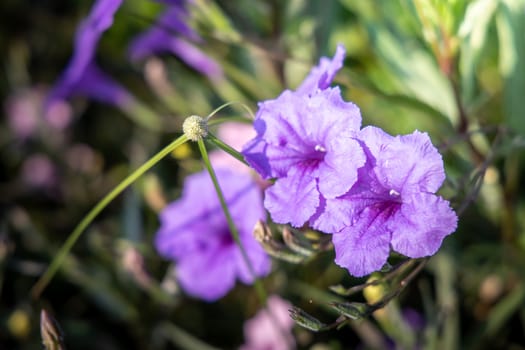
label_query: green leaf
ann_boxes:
[458,0,498,103]
[496,0,525,135]
[368,25,458,126]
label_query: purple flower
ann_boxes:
[240,295,295,350]
[128,2,222,79]
[21,154,57,189]
[312,126,457,276]
[295,44,346,96]
[47,0,133,109]
[242,47,364,228]
[243,44,456,277]
[6,88,43,139]
[154,169,271,301]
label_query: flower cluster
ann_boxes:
[154,169,270,301]
[243,45,457,277]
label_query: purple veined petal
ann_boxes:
[309,196,352,234]
[254,91,310,148]
[318,135,365,198]
[176,245,237,301]
[300,87,362,140]
[358,126,394,160]
[395,131,446,194]
[258,88,361,149]
[296,44,346,95]
[264,167,320,227]
[361,127,446,195]
[249,88,362,179]
[389,192,457,258]
[310,161,387,234]
[332,206,392,277]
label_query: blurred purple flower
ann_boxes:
[6,88,42,139]
[21,154,57,189]
[312,126,457,276]
[240,295,295,350]
[155,169,270,301]
[6,87,73,140]
[242,47,363,227]
[128,2,222,79]
[47,0,134,109]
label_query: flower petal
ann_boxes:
[264,167,319,227]
[318,135,365,198]
[177,246,237,301]
[332,207,392,277]
[309,196,353,234]
[374,131,445,195]
[390,192,457,257]
[296,44,346,95]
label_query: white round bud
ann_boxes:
[182,115,208,141]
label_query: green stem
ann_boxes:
[197,139,267,305]
[206,132,249,166]
[31,135,189,298]
[206,100,255,120]
[157,322,221,350]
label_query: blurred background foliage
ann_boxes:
[1,0,525,349]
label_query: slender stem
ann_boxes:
[449,78,485,165]
[31,135,189,298]
[197,139,267,305]
[156,322,221,350]
[206,132,249,166]
[206,100,255,120]
[456,126,504,216]
[368,258,428,313]
[331,258,413,297]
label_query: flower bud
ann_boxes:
[182,115,208,141]
[40,309,65,350]
[329,301,368,320]
[289,306,326,332]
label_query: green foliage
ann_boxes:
[1,0,525,349]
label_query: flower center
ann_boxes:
[182,115,208,141]
[314,144,326,152]
[389,189,400,197]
